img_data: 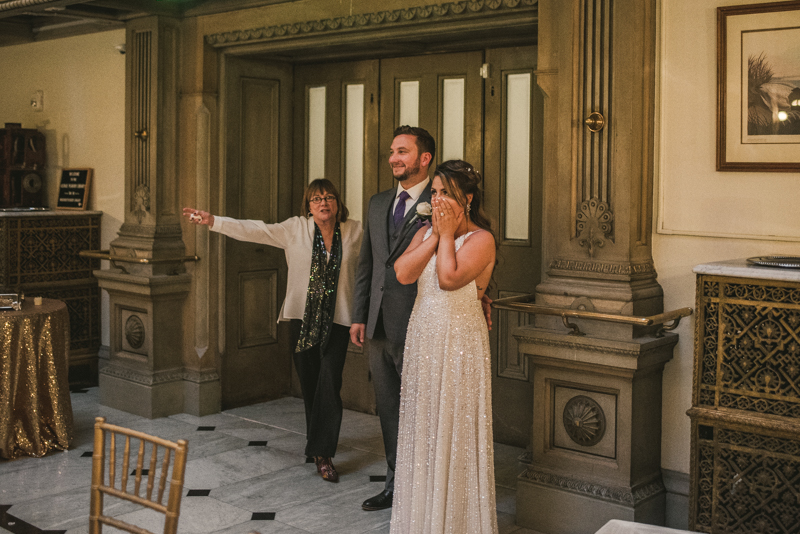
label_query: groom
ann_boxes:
[350,125,435,511]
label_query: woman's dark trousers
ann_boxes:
[289,319,349,458]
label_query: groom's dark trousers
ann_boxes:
[351,185,432,491]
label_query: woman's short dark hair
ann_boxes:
[302,179,349,222]
[393,125,436,161]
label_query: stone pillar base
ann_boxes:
[183,369,221,417]
[513,327,678,534]
[99,367,184,419]
[516,471,666,534]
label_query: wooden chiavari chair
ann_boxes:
[89,417,189,534]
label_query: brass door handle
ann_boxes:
[134,129,149,141]
[584,112,605,132]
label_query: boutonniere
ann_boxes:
[408,202,432,227]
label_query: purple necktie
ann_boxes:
[393,190,410,227]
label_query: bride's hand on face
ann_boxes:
[432,196,462,238]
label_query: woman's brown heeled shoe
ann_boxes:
[315,456,339,482]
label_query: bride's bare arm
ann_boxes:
[436,231,495,292]
[432,195,495,292]
[395,224,439,285]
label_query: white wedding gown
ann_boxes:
[390,229,499,534]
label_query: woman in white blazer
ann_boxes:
[184,179,362,483]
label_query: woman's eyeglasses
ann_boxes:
[310,195,336,204]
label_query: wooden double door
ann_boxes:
[222,46,541,446]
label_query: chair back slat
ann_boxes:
[134,438,146,496]
[146,442,158,500]
[89,417,188,534]
[157,448,171,504]
[109,432,116,487]
[121,435,131,491]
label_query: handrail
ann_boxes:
[79,250,199,264]
[491,294,692,337]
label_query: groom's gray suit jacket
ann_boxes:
[352,185,432,345]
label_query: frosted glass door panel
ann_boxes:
[441,78,465,161]
[307,86,326,182]
[399,81,419,127]
[345,84,364,223]
[505,73,531,240]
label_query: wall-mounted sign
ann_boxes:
[56,168,92,210]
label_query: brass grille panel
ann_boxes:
[691,273,800,533]
[694,422,800,534]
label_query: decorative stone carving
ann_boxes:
[205,0,538,46]
[521,468,665,506]
[133,184,150,224]
[100,365,185,386]
[125,315,145,349]
[549,258,655,276]
[563,395,606,446]
[576,197,613,258]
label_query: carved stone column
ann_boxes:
[515,0,677,531]
[94,16,193,418]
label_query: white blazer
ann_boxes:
[211,216,363,326]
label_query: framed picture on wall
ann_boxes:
[717,1,800,172]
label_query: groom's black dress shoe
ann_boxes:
[362,489,393,511]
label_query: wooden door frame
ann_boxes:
[212,3,537,407]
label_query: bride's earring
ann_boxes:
[466,204,471,213]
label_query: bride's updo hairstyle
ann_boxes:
[433,160,493,234]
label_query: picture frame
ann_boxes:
[716,1,800,172]
[56,168,92,210]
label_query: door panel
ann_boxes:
[294,60,380,222]
[484,45,542,446]
[379,52,484,192]
[223,56,293,409]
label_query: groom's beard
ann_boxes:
[393,159,421,181]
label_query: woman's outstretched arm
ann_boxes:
[183,207,214,227]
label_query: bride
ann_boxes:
[391,160,498,534]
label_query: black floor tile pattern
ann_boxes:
[0,506,66,534]
[370,475,387,482]
[186,489,212,497]
[131,468,149,476]
[196,426,216,431]
[248,441,268,446]
[251,512,276,520]
[81,451,93,457]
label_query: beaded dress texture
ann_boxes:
[390,229,499,534]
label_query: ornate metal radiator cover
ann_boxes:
[691,273,800,533]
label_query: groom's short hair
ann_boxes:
[393,125,436,162]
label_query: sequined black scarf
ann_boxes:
[295,222,342,353]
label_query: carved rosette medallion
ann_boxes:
[125,315,145,349]
[563,395,606,446]
[576,198,613,258]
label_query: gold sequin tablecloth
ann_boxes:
[0,298,74,459]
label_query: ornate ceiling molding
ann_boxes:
[205,0,538,46]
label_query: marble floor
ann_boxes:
[0,388,541,534]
